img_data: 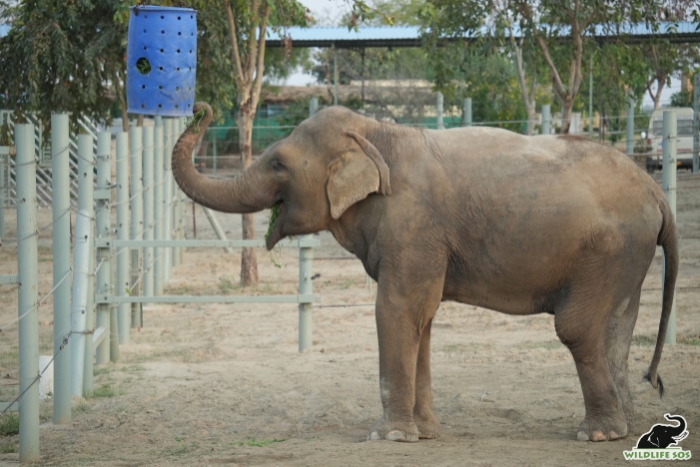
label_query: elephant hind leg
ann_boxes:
[555,294,630,442]
[606,288,642,432]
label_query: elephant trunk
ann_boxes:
[171,102,274,213]
[666,415,686,437]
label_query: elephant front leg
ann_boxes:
[414,318,440,439]
[368,269,443,442]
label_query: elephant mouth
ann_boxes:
[265,200,285,250]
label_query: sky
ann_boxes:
[287,0,682,110]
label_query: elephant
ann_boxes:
[172,102,678,443]
[636,414,688,449]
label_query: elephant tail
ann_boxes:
[645,196,679,398]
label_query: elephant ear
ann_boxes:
[327,150,380,219]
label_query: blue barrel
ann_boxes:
[127,6,197,116]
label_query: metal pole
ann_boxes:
[16,123,39,463]
[626,90,635,156]
[0,151,5,241]
[163,118,173,281]
[129,126,144,337]
[436,92,444,130]
[693,73,699,174]
[176,117,185,266]
[51,113,71,424]
[333,43,338,106]
[212,131,217,176]
[662,110,677,345]
[298,243,313,352]
[143,126,155,307]
[589,54,593,139]
[95,133,112,365]
[542,105,551,135]
[299,102,319,352]
[71,133,94,397]
[172,119,180,268]
[116,133,130,344]
[202,207,233,253]
[154,122,165,295]
[70,209,90,397]
[463,98,472,127]
[84,132,104,396]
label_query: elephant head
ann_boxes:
[171,102,392,250]
[636,414,688,449]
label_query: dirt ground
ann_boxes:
[0,171,699,466]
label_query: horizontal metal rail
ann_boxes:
[0,401,19,412]
[96,238,320,249]
[95,294,317,304]
[0,274,18,285]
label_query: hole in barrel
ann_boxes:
[135,57,152,75]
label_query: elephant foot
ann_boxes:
[414,412,441,439]
[576,417,627,442]
[367,417,419,442]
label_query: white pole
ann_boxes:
[70,210,91,396]
[662,110,677,344]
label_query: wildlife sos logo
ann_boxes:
[623,414,691,461]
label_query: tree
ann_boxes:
[423,0,675,133]
[0,0,126,135]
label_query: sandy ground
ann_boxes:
[0,171,699,466]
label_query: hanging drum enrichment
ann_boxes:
[126,5,197,116]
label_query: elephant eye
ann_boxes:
[271,159,287,172]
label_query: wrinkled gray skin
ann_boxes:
[173,102,678,443]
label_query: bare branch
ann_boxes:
[246,0,261,81]
[224,0,245,85]
[251,2,270,110]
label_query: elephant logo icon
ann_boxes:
[623,414,692,461]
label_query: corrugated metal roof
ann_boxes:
[266,22,700,48]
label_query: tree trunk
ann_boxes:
[238,107,258,286]
[561,98,573,134]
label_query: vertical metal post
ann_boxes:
[436,92,444,130]
[299,102,319,352]
[154,122,165,294]
[84,132,104,396]
[129,126,143,336]
[662,110,677,345]
[298,241,313,352]
[143,126,155,307]
[212,131,217,176]
[163,118,173,281]
[333,42,338,106]
[175,118,184,266]
[171,119,179,268]
[116,133,130,344]
[95,133,112,365]
[51,113,71,424]
[542,105,551,135]
[70,209,90,397]
[626,90,635,156]
[589,54,594,139]
[0,151,5,240]
[693,73,699,174]
[71,134,94,397]
[16,123,39,463]
[463,98,472,127]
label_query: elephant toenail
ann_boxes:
[577,431,590,441]
[591,431,606,442]
[368,431,381,441]
[387,430,405,441]
[609,431,620,440]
